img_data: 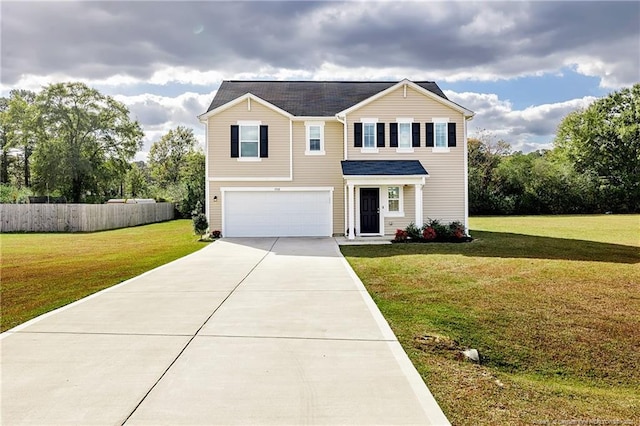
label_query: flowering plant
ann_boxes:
[394,229,408,242]
[422,226,437,241]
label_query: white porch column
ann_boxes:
[415,184,423,226]
[348,183,355,240]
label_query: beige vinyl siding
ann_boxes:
[346,85,465,159]
[207,99,290,179]
[291,120,344,235]
[424,160,466,223]
[346,85,466,225]
[207,120,345,236]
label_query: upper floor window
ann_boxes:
[392,118,418,152]
[428,118,452,153]
[305,122,325,155]
[363,123,376,148]
[354,119,381,153]
[435,122,447,148]
[231,121,268,160]
[240,125,259,158]
[398,123,411,148]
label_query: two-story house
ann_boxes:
[198,79,474,240]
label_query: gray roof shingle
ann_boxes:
[341,160,428,176]
[206,81,448,116]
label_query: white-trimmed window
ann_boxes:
[386,186,403,216]
[431,118,450,152]
[396,118,414,152]
[398,123,411,148]
[240,125,259,158]
[359,118,379,153]
[305,122,325,155]
[435,122,447,148]
[363,123,375,148]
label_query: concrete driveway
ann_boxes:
[1,238,450,425]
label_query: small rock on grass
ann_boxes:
[462,348,480,363]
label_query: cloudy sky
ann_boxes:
[2,1,639,159]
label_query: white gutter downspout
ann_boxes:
[336,114,348,235]
[289,118,293,180]
[336,114,347,161]
[463,113,474,236]
[204,121,210,226]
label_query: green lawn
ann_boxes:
[0,220,207,332]
[341,215,640,425]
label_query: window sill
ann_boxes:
[305,150,326,156]
[237,157,262,162]
[431,147,450,153]
[386,211,404,217]
[395,148,414,153]
[360,148,379,154]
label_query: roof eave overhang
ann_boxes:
[336,78,474,118]
[291,116,339,121]
[343,175,428,185]
[198,92,293,122]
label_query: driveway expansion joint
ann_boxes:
[195,334,398,343]
[5,330,194,337]
[120,237,280,425]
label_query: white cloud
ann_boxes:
[447,90,598,152]
[113,91,212,156]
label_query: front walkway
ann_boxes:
[1,238,449,425]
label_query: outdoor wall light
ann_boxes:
[213,196,218,202]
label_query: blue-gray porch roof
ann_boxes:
[341,160,428,176]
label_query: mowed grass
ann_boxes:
[341,215,640,425]
[1,220,207,332]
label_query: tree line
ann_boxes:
[0,82,204,217]
[469,84,639,215]
[1,81,637,216]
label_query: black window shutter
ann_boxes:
[390,123,398,147]
[377,123,385,147]
[259,125,268,158]
[230,125,239,158]
[412,123,421,148]
[426,123,434,147]
[448,123,456,147]
[354,123,363,147]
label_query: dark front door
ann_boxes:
[360,188,380,233]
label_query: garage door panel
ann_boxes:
[224,191,331,237]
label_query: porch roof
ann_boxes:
[341,160,428,176]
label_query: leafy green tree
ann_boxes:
[125,161,151,198]
[148,126,197,188]
[555,84,640,212]
[4,90,37,187]
[180,150,205,216]
[0,97,10,184]
[468,132,512,214]
[31,82,143,202]
[495,151,597,214]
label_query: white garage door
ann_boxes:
[224,189,332,237]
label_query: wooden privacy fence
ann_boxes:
[0,203,175,233]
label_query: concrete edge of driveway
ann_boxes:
[0,242,214,339]
[335,242,451,426]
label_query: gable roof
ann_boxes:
[341,160,428,176]
[206,80,449,117]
